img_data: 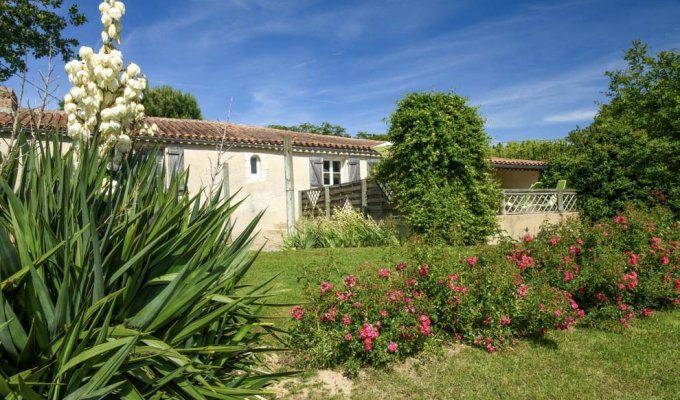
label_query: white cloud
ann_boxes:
[544,109,597,123]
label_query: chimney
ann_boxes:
[0,87,18,113]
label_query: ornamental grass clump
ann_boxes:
[283,208,400,249]
[0,1,287,397]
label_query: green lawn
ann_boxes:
[243,247,409,318]
[246,248,680,400]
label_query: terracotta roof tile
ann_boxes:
[0,110,548,169]
[0,110,383,153]
[489,157,547,169]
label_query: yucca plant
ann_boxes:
[0,134,288,399]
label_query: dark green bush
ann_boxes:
[376,91,501,245]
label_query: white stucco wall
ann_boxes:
[177,145,377,248]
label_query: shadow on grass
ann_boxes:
[526,335,559,349]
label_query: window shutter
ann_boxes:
[167,146,185,195]
[348,158,360,182]
[310,157,323,187]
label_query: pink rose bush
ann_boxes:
[290,207,679,371]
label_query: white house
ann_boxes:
[1,87,573,247]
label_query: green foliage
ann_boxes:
[0,135,286,398]
[490,139,570,162]
[356,131,390,141]
[267,122,350,137]
[283,208,400,250]
[556,41,680,220]
[376,91,501,245]
[289,207,680,372]
[0,0,86,81]
[143,85,203,119]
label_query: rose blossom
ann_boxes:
[387,342,398,353]
[319,281,333,293]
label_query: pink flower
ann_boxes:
[642,308,653,317]
[395,261,408,272]
[291,305,305,321]
[564,271,574,282]
[627,253,640,266]
[523,233,533,242]
[482,316,492,326]
[418,315,432,336]
[379,268,391,278]
[387,342,398,353]
[466,256,478,266]
[359,324,378,339]
[500,316,511,326]
[418,264,430,277]
[343,314,352,326]
[381,309,388,318]
[569,245,581,255]
[554,309,562,318]
[345,333,353,341]
[486,343,496,353]
[619,303,628,311]
[449,273,459,281]
[320,281,334,293]
[364,339,373,352]
[353,301,362,308]
[337,291,352,301]
[576,239,584,245]
[662,256,670,266]
[517,284,528,299]
[321,306,337,322]
[344,275,357,288]
[548,236,560,246]
[406,278,417,287]
[577,309,586,318]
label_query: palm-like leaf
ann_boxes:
[0,133,288,398]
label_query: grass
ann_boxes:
[246,247,680,399]
[349,309,680,399]
[244,247,407,318]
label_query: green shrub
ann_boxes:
[283,208,400,249]
[0,137,285,398]
[376,91,501,245]
[549,42,680,220]
[289,206,679,371]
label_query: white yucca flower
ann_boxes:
[63,0,156,159]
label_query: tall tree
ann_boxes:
[559,41,680,219]
[268,122,350,137]
[0,0,86,81]
[143,85,203,119]
[376,91,501,245]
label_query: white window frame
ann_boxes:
[323,160,342,186]
[245,153,266,183]
[250,155,260,177]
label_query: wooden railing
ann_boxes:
[299,179,395,220]
[500,189,577,215]
[299,183,578,219]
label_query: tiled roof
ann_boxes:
[0,110,384,153]
[489,157,547,169]
[0,110,548,169]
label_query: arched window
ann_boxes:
[250,155,260,176]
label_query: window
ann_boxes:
[250,155,260,176]
[323,160,341,185]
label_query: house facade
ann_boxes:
[0,87,570,246]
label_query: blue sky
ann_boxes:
[7,0,680,142]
